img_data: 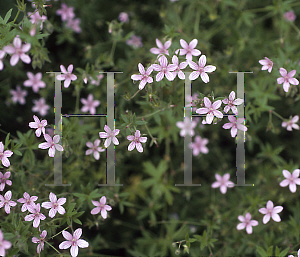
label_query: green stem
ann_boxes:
[45,240,61,254]
[137,107,166,120]
[0,128,18,139]
[127,90,141,100]
[270,110,285,120]
[109,39,117,65]
[49,227,70,240]
[13,9,20,23]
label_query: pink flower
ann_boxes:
[59,228,89,257]
[282,115,299,131]
[29,115,47,137]
[185,93,199,112]
[66,18,82,33]
[283,11,296,22]
[279,169,300,193]
[0,172,12,191]
[222,116,247,137]
[10,85,27,104]
[222,91,244,114]
[25,203,46,228]
[99,125,120,148]
[32,229,47,254]
[176,39,201,60]
[27,11,47,29]
[38,134,64,157]
[0,50,5,70]
[80,94,100,115]
[131,63,153,90]
[0,191,16,214]
[196,97,223,124]
[90,74,104,86]
[259,57,273,73]
[91,196,112,219]
[0,229,12,256]
[85,139,105,160]
[176,118,197,137]
[32,97,50,116]
[126,35,143,48]
[277,68,299,93]
[211,173,234,194]
[0,142,13,168]
[150,39,171,56]
[118,12,129,23]
[151,55,177,81]
[171,55,188,80]
[83,76,88,84]
[3,36,31,66]
[188,55,216,82]
[56,64,77,88]
[189,135,209,156]
[56,3,75,21]
[24,72,46,92]
[288,249,300,257]
[17,192,38,212]
[236,213,258,234]
[258,200,283,224]
[42,192,66,218]
[127,130,147,153]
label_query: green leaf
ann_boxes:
[279,247,290,257]
[73,218,82,225]
[4,133,11,149]
[256,246,267,257]
[4,9,12,24]
[136,120,147,125]
[67,203,76,215]
[121,114,128,123]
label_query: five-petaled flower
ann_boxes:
[188,55,216,82]
[258,200,283,224]
[85,139,105,160]
[81,94,100,115]
[32,97,50,116]
[127,130,147,153]
[279,169,300,193]
[151,55,177,81]
[126,35,143,48]
[222,91,244,115]
[211,173,234,194]
[38,134,64,157]
[118,12,129,23]
[3,36,31,66]
[283,10,296,22]
[189,135,209,156]
[25,203,46,228]
[0,229,12,256]
[150,39,171,56]
[0,142,13,168]
[99,125,120,148]
[236,213,258,234]
[277,68,299,93]
[91,196,112,219]
[42,192,66,218]
[176,118,197,137]
[29,115,47,137]
[259,57,273,73]
[0,190,17,214]
[282,115,299,131]
[56,3,75,21]
[0,172,12,191]
[66,18,82,33]
[32,229,47,254]
[10,85,27,105]
[24,72,46,93]
[56,64,77,88]
[196,97,223,124]
[171,55,188,80]
[27,11,47,29]
[131,63,153,90]
[222,116,247,137]
[17,192,38,212]
[176,39,201,61]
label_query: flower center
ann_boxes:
[72,238,77,246]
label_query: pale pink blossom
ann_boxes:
[17,192,38,212]
[118,12,129,23]
[131,63,153,90]
[0,50,5,70]
[222,116,247,137]
[91,196,112,219]
[25,203,46,228]
[150,39,171,56]
[185,93,199,112]
[176,39,201,60]
[42,192,66,218]
[126,35,143,48]
[0,142,13,168]
[236,213,258,234]
[277,68,299,92]
[85,139,105,160]
[66,18,81,33]
[176,118,197,137]
[90,74,104,86]
[288,249,300,257]
[3,36,31,66]
[171,55,188,80]
[24,72,46,92]
[10,85,27,105]
[0,191,16,214]
[99,125,120,148]
[279,169,300,193]
[196,97,223,124]
[32,229,47,254]
[0,172,12,191]
[151,55,177,81]
[56,64,77,88]
[83,76,88,84]
[258,200,283,224]
[222,91,244,114]
[80,94,100,115]
[32,97,50,116]
[0,229,12,256]
[59,228,89,257]
[127,130,147,153]
[259,57,273,73]
[282,115,299,131]
[188,55,216,82]
[56,3,75,21]
[211,173,234,194]
[189,135,209,156]
[38,134,64,157]
[29,115,47,137]
[283,11,296,22]
[27,11,47,29]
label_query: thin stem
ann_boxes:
[45,240,61,254]
[137,107,166,120]
[109,39,117,65]
[270,110,285,120]
[0,128,18,139]
[127,90,141,101]
[13,9,21,23]
[49,227,70,240]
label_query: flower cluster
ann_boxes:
[56,3,81,33]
